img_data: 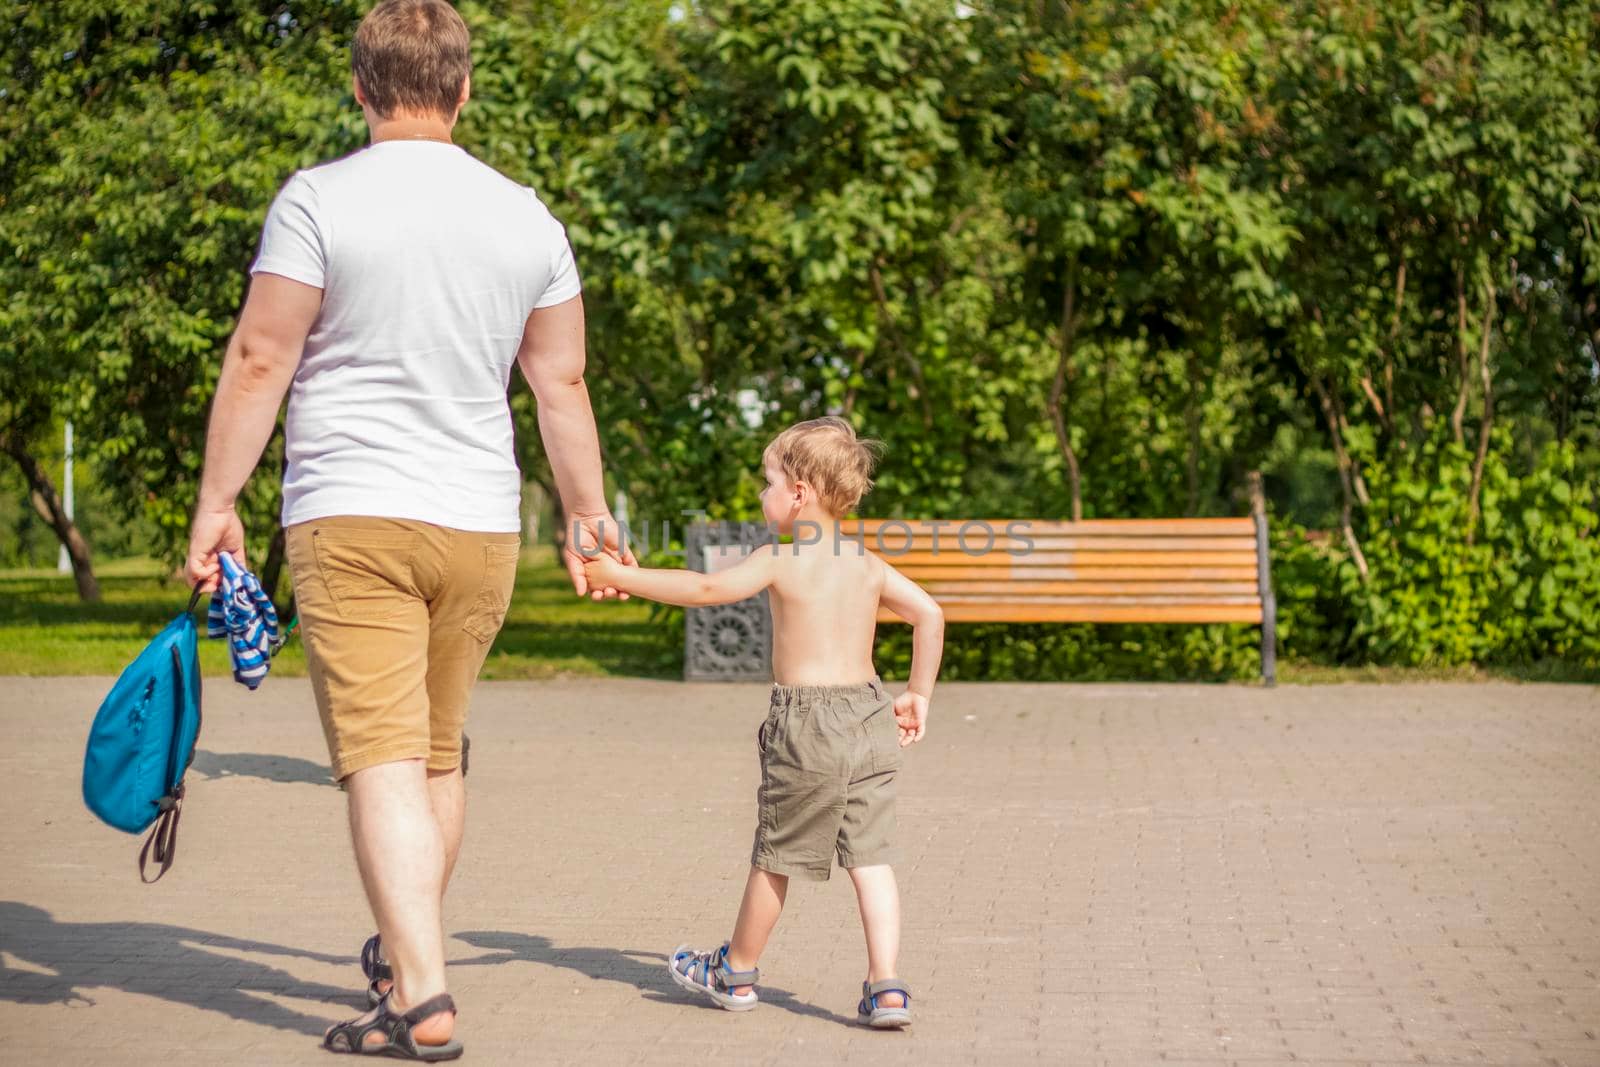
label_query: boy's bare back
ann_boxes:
[765,542,884,687]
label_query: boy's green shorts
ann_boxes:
[751,678,901,881]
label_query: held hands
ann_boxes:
[581,551,630,598]
[566,510,637,600]
[893,690,929,747]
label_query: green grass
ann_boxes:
[3,554,1594,683]
[0,547,677,679]
[1275,659,1600,685]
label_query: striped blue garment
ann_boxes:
[206,551,282,690]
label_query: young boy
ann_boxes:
[583,416,944,1028]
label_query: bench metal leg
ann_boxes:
[1250,472,1278,687]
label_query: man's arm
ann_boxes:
[515,294,635,597]
[585,549,776,608]
[184,273,321,591]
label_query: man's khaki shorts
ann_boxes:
[751,678,901,881]
[285,516,520,780]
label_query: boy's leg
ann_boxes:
[725,867,789,993]
[846,864,905,1008]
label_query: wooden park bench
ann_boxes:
[839,497,1277,684]
[681,489,1277,683]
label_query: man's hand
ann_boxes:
[185,505,247,593]
[565,510,638,600]
[893,690,929,747]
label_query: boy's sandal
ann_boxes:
[667,942,760,1011]
[322,992,463,1061]
[857,978,912,1029]
[360,934,392,1007]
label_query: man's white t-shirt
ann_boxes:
[251,140,581,533]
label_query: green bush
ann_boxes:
[1346,439,1600,667]
[873,620,1258,683]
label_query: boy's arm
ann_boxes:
[588,549,778,608]
[879,559,944,698]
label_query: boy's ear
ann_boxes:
[791,479,809,503]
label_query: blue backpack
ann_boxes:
[82,591,203,882]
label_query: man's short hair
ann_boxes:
[763,416,885,518]
[352,0,472,120]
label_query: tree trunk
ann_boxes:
[259,524,288,617]
[840,345,870,417]
[1046,262,1084,521]
[3,434,100,601]
[1360,254,1405,446]
[527,467,566,551]
[1309,373,1369,583]
[1450,265,1471,446]
[1465,281,1497,542]
[867,262,934,431]
[1184,349,1202,517]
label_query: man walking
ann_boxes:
[184,1,631,1057]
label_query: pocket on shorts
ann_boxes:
[463,542,521,643]
[312,528,421,621]
[868,704,903,775]
[761,763,843,864]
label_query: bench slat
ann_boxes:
[854,535,1258,553]
[931,593,1262,606]
[847,518,1255,536]
[880,603,1265,624]
[882,550,1259,568]
[920,580,1261,597]
[892,565,1261,582]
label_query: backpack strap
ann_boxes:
[138,784,184,883]
[140,630,202,884]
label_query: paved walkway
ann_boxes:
[1,678,1597,1065]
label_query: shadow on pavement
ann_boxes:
[0,902,356,1036]
[452,930,851,1026]
[190,750,335,787]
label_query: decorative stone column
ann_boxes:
[683,521,776,681]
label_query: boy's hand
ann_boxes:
[893,690,928,746]
[582,552,628,596]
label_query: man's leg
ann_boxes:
[286,518,461,1049]
[415,529,518,907]
[346,759,455,1044]
[365,765,463,1005]
[427,765,467,887]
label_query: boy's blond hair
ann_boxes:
[762,416,884,517]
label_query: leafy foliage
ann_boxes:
[4,0,1597,672]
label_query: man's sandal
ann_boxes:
[857,979,912,1029]
[322,992,463,1061]
[360,934,392,1007]
[667,942,759,1011]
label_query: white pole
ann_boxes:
[57,421,74,573]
